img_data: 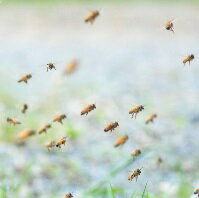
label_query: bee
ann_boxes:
[38,124,51,134]
[129,105,144,119]
[194,188,199,198]
[128,168,143,182]
[104,122,119,132]
[64,193,73,198]
[145,113,157,124]
[65,60,79,74]
[18,130,36,140]
[183,54,195,66]
[7,117,21,125]
[81,104,96,116]
[18,74,32,84]
[47,62,56,72]
[131,149,141,157]
[157,157,163,167]
[165,20,174,32]
[21,104,28,114]
[114,135,128,147]
[85,10,99,24]
[53,114,66,124]
[56,137,67,148]
[45,141,56,151]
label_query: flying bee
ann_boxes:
[114,135,128,147]
[145,113,157,124]
[104,122,119,132]
[194,188,199,198]
[129,105,144,119]
[157,157,163,167]
[81,104,96,116]
[65,60,79,74]
[131,149,141,157]
[18,74,32,84]
[45,141,56,151]
[53,114,66,124]
[64,193,73,198]
[128,168,143,182]
[47,62,56,72]
[56,137,67,148]
[7,117,21,125]
[165,20,174,32]
[18,130,36,140]
[38,124,51,135]
[183,54,195,66]
[85,10,99,24]
[21,104,28,114]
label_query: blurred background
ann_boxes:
[0,0,199,198]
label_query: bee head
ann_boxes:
[92,104,96,109]
[190,54,195,59]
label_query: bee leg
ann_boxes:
[135,113,137,119]
[131,113,134,119]
[136,176,138,182]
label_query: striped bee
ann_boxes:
[131,149,141,157]
[81,104,96,116]
[18,74,32,84]
[128,168,143,182]
[114,135,128,147]
[38,124,51,134]
[21,104,28,114]
[129,105,144,119]
[7,117,21,125]
[183,54,194,66]
[53,114,66,124]
[85,10,99,24]
[145,113,157,124]
[45,141,56,151]
[18,130,36,140]
[104,122,119,132]
[56,137,67,148]
[64,193,73,198]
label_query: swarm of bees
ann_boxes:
[18,74,32,84]
[7,117,21,125]
[81,104,96,116]
[104,122,119,132]
[7,8,198,196]
[114,135,128,147]
[129,105,144,119]
[85,10,99,24]
[128,168,143,182]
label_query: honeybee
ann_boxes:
[38,124,51,134]
[85,10,99,24]
[65,60,78,74]
[18,130,36,140]
[56,137,67,148]
[104,122,119,132]
[129,105,144,119]
[64,193,73,198]
[194,188,199,198]
[47,62,56,72]
[128,168,143,182]
[165,20,174,32]
[18,74,32,83]
[114,135,128,147]
[81,104,96,116]
[157,157,163,167]
[53,114,66,124]
[45,141,56,151]
[145,113,157,124]
[183,54,195,66]
[131,149,141,157]
[21,104,28,114]
[7,117,21,125]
